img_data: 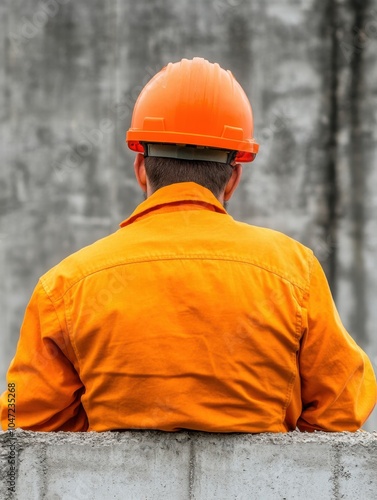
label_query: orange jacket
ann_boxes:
[1,182,376,432]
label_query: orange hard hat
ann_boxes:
[126,58,259,163]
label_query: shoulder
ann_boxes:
[39,230,124,302]
[231,220,315,291]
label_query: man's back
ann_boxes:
[5,183,374,432]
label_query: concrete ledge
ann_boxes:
[1,430,376,499]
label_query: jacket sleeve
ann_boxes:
[0,281,88,431]
[297,256,376,431]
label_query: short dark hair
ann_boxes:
[144,156,234,198]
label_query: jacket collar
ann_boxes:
[120,182,227,228]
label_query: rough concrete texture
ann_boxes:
[0,430,376,500]
[0,0,376,428]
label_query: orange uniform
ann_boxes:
[1,182,376,432]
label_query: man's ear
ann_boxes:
[224,163,242,201]
[134,153,147,193]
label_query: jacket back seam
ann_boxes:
[43,255,310,302]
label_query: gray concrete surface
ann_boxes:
[1,0,377,428]
[1,430,377,499]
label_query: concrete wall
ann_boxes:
[1,0,377,428]
[1,430,377,499]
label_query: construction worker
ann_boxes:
[1,58,376,433]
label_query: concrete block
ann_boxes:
[337,440,377,499]
[192,436,333,499]
[16,432,191,500]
